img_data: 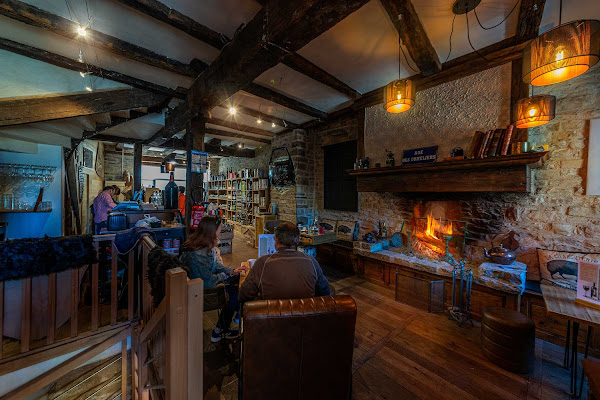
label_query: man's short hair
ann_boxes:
[103,186,114,192]
[275,222,300,247]
[178,186,185,194]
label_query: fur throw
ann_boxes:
[147,247,191,307]
[0,235,97,282]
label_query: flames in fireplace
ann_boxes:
[425,213,453,240]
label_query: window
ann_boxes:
[323,141,358,211]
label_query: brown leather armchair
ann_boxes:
[240,295,357,400]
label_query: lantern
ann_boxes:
[512,95,556,128]
[523,20,600,86]
[384,78,415,113]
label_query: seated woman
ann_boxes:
[180,216,244,342]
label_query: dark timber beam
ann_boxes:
[243,83,328,120]
[280,53,360,99]
[114,0,229,49]
[186,0,369,115]
[379,0,441,76]
[204,127,271,145]
[143,102,190,145]
[207,117,274,138]
[218,105,299,129]
[0,88,168,127]
[162,136,256,158]
[516,0,546,39]
[0,0,196,77]
[185,118,204,234]
[0,38,184,99]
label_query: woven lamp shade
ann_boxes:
[384,79,415,113]
[513,95,556,128]
[523,20,600,86]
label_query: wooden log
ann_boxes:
[0,0,196,77]
[111,242,118,326]
[243,83,328,120]
[165,268,188,400]
[281,53,360,99]
[47,273,56,345]
[70,269,79,337]
[380,0,441,76]
[186,0,369,113]
[0,38,184,99]
[114,0,229,49]
[20,277,31,353]
[0,88,168,127]
[203,126,272,145]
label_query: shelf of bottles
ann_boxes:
[209,168,270,227]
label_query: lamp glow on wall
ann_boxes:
[523,20,600,86]
[513,95,556,128]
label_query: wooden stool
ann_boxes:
[583,359,600,400]
[481,307,535,373]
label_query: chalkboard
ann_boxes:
[269,147,295,188]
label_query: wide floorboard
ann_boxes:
[203,237,589,399]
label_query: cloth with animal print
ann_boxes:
[538,249,600,290]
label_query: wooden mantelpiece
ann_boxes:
[348,152,548,193]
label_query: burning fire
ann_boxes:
[425,214,452,240]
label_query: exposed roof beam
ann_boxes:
[243,83,328,120]
[0,38,185,99]
[218,105,299,129]
[204,127,271,145]
[379,0,441,76]
[113,0,229,49]
[0,0,196,77]
[516,0,546,39]
[84,111,162,138]
[162,137,256,158]
[304,35,532,128]
[280,53,360,100]
[207,117,274,138]
[143,102,190,144]
[186,0,369,114]
[0,88,167,127]
[93,134,142,144]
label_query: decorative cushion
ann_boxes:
[336,221,358,242]
[319,219,337,232]
[538,249,600,290]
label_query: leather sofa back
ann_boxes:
[241,295,357,400]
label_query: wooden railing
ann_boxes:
[132,236,203,400]
[0,234,203,399]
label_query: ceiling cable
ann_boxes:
[473,0,521,30]
[444,14,457,63]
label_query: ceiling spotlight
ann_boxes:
[220,146,224,152]
[78,50,84,63]
[85,85,93,92]
[257,118,262,124]
[229,107,237,115]
[238,143,244,149]
[80,71,87,77]
[77,26,87,36]
[271,122,276,128]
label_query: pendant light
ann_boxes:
[522,0,599,87]
[384,15,415,113]
[513,94,556,128]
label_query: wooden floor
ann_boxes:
[204,236,590,400]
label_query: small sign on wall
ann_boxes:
[190,150,208,173]
[402,146,438,165]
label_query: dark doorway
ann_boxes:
[323,141,358,212]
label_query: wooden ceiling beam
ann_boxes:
[217,105,299,129]
[516,0,546,39]
[280,53,361,99]
[186,0,369,115]
[0,88,167,127]
[0,0,196,77]
[243,83,328,120]
[0,38,185,99]
[204,127,271,145]
[161,137,256,158]
[207,117,274,138]
[113,0,229,49]
[379,0,441,76]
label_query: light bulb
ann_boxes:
[80,71,86,77]
[85,86,93,92]
[555,50,564,62]
[238,143,243,148]
[257,118,262,124]
[271,122,276,128]
[528,108,537,117]
[229,107,236,115]
[78,50,84,63]
[77,26,87,36]
[397,93,402,100]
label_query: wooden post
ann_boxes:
[185,117,206,236]
[134,143,143,193]
[187,278,203,399]
[511,58,529,142]
[165,268,188,400]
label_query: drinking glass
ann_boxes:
[3,194,12,210]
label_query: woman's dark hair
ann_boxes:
[112,185,121,195]
[103,186,114,191]
[181,216,221,251]
[275,222,300,248]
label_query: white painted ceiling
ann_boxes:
[1,0,599,152]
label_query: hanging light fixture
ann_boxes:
[522,0,599,87]
[384,15,415,113]
[513,95,556,128]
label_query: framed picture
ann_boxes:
[82,146,94,170]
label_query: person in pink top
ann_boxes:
[93,186,117,234]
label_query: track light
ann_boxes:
[238,143,244,149]
[80,71,87,77]
[85,85,93,92]
[77,26,87,36]
[229,107,237,115]
[78,50,84,63]
[271,122,276,128]
[257,118,262,124]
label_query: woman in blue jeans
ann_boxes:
[180,216,245,342]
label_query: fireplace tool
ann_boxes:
[403,229,415,256]
[449,260,473,326]
[439,234,456,265]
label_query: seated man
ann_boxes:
[239,222,330,303]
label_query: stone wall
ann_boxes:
[213,145,271,175]
[310,63,600,280]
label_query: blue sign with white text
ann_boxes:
[401,146,438,165]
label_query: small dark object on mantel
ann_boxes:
[450,147,464,157]
[386,149,395,167]
[363,232,376,243]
